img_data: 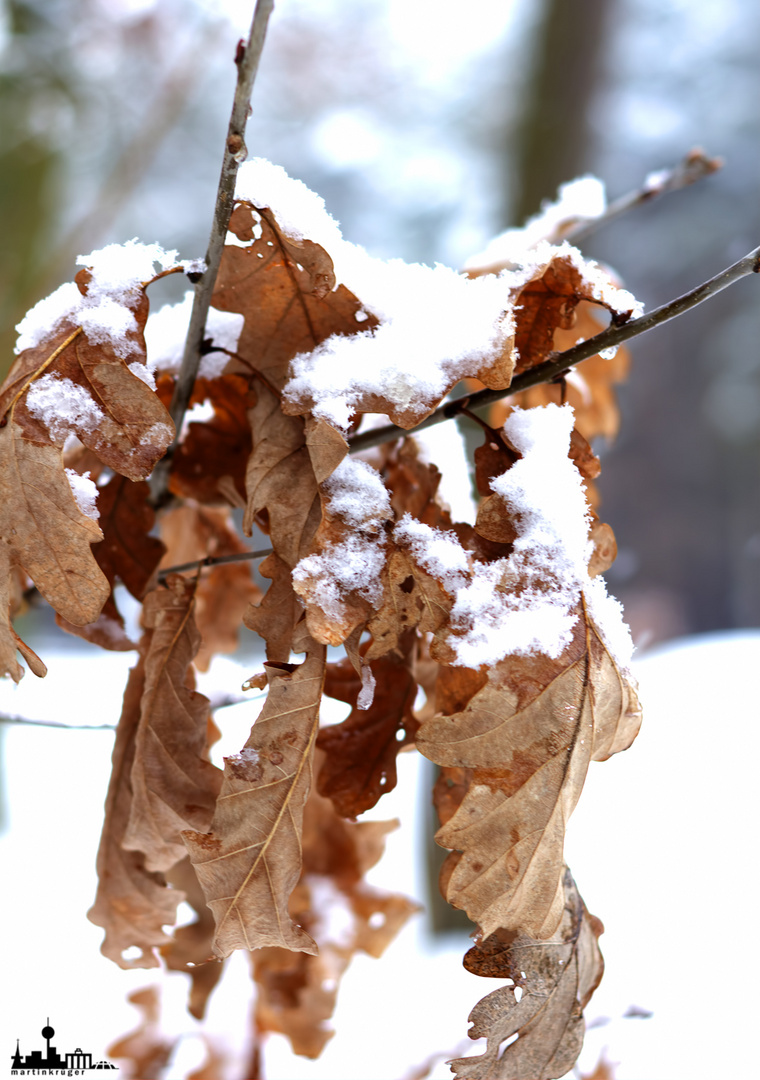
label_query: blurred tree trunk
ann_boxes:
[509,0,615,226]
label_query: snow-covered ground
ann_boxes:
[1,630,757,1079]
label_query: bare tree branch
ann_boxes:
[157,548,273,580]
[150,0,275,507]
[348,243,760,453]
[564,147,722,245]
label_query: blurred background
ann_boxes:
[2,0,759,647]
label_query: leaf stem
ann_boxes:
[348,243,760,452]
[149,0,275,506]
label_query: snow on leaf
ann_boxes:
[5,267,174,481]
[211,202,374,393]
[416,600,641,940]
[450,868,604,1080]
[123,576,223,873]
[183,633,327,958]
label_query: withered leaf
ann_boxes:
[124,576,223,873]
[5,274,174,481]
[162,857,225,1021]
[88,657,184,968]
[212,203,377,393]
[0,419,109,629]
[159,503,261,670]
[56,474,164,651]
[183,634,327,958]
[244,552,302,663]
[416,600,641,939]
[496,302,631,444]
[0,546,46,680]
[509,256,635,378]
[450,868,604,1080]
[243,383,321,567]
[318,633,419,817]
[107,986,176,1080]
[168,373,254,506]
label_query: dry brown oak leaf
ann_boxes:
[211,203,376,393]
[450,867,604,1080]
[88,656,185,969]
[0,422,109,679]
[55,474,165,651]
[183,633,327,958]
[158,503,261,670]
[493,300,631,444]
[123,576,223,873]
[161,857,226,1021]
[416,599,641,940]
[317,634,419,817]
[1,269,174,480]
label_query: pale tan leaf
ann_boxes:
[0,545,45,680]
[0,419,109,626]
[124,576,223,873]
[183,634,327,958]
[416,601,641,939]
[450,868,604,1080]
[243,552,303,663]
[88,658,184,968]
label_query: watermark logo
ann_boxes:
[10,1020,117,1076]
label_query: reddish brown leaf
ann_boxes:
[169,373,254,505]
[318,633,419,816]
[244,552,302,663]
[211,203,377,393]
[56,474,165,650]
[159,503,261,670]
[243,383,321,568]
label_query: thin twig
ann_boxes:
[564,147,722,245]
[149,0,275,507]
[0,714,117,731]
[348,243,760,453]
[158,548,272,580]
